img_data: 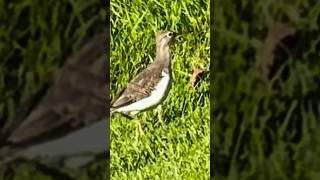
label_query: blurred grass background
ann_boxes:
[0,0,105,179]
[110,0,210,179]
[213,0,320,179]
[1,0,319,179]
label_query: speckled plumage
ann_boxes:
[111,31,178,115]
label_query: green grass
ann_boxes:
[0,0,104,131]
[4,0,319,179]
[110,0,210,179]
[0,0,105,179]
[214,0,320,179]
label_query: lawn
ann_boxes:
[4,0,318,179]
[0,0,106,179]
[110,0,210,179]
[213,0,320,179]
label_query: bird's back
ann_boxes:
[111,62,171,114]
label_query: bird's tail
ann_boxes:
[110,107,116,115]
[0,145,22,165]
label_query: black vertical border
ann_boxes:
[210,0,215,179]
[105,0,110,179]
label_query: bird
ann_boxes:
[0,28,109,168]
[110,31,180,118]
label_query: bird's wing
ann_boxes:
[111,65,162,109]
[7,30,107,146]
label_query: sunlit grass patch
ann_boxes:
[110,0,210,179]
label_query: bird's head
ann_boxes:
[156,31,180,48]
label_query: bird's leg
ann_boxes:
[138,121,144,136]
[134,119,145,137]
[155,105,164,126]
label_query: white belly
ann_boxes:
[116,71,170,115]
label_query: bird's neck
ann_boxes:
[155,45,171,70]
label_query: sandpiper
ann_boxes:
[111,31,179,117]
[0,29,107,166]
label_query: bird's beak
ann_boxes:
[174,31,185,41]
[176,34,183,41]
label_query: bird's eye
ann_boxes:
[168,32,173,37]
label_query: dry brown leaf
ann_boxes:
[256,21,297,79]
[190,68,205,88]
